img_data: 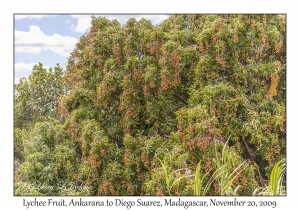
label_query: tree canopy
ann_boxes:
[14,14,286,196]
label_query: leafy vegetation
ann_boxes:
[14,14,286,196]
[253,159,286,196]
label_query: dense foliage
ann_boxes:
[14,14,286,196]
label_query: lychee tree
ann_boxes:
[15,14,285,196]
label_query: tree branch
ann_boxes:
[242,136,266,187]
[173,92,188,105]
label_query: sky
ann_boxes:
[14,14,169,84]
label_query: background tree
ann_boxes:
[14,63,65,164]
[14,63,65,128]
[14,118,88,195]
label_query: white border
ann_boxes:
[2,0,299,209]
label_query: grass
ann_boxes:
[253,159,286,196]
[194,140,248,195]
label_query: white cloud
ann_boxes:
[65,19,71,24]
[71,15,93,33]
[15,77,21,84]
[14,15,56,20]
[15,62,49,73]
[15,25,78,57]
